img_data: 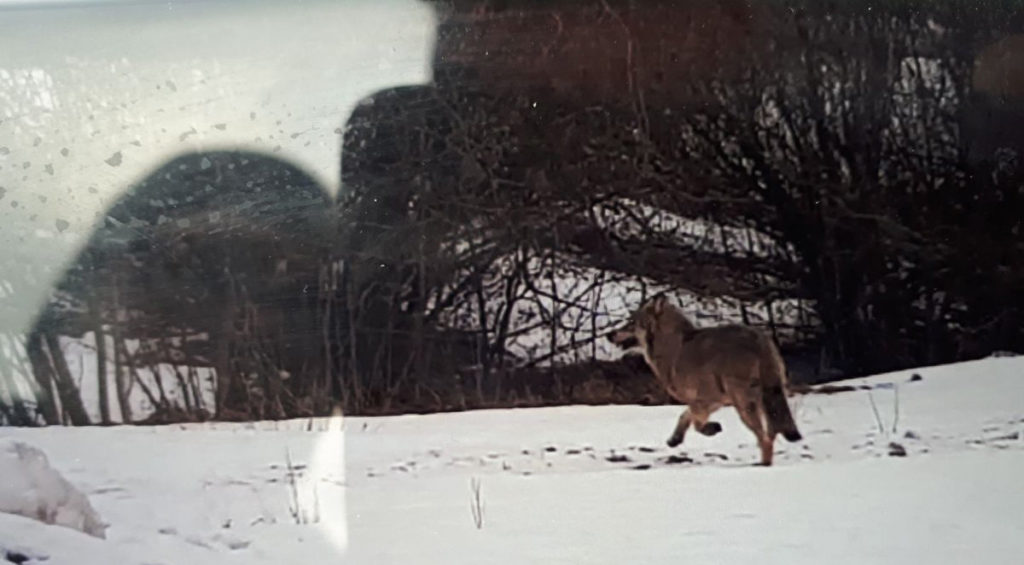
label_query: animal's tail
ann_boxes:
[760,340,802,442]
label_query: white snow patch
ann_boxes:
[0,357,1022,563]
[0,513,117,565]
[592,197,794,259]
[436,255,813,367]
[0,438,106,539]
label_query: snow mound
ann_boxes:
[0,439,107,539]
[0,513,120,565]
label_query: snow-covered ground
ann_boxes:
[2,356,1023,563]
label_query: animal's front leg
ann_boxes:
[676,403,723,443]
[666,409,692,448]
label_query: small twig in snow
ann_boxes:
[285,447,302,523]
[469,477,484,530]
[285,447,318,525]
[891,384,900,434]
[866,385,885,434]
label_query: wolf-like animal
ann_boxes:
[607,295,802,466]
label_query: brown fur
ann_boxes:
[608,295,802,466]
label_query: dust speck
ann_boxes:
[105,152,123,167]
[56,219,70,232]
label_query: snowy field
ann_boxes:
[2,356,1023,564]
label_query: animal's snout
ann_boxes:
[606,329,627,343]
[607,328,639,349]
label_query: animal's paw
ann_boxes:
[666,435,683,448]
[698,422,723,436]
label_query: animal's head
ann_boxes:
[606,294,672,351]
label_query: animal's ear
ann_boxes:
[652,294,668,314]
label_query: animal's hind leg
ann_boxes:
[697,421,723,436]
[733,395,774,466]
[757,434,774,467]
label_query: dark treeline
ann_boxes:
[2,0,1022,425]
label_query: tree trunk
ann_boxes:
[345,269,362,409]
[215,279,246,419]
[42,331,91,425]
[86,287,111,424]
[474,275,488,405]
[119,338,161,413]
[93,327,111,425]
[113,333,132,424]
[112,280,133,423]
[26,331,62,425]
